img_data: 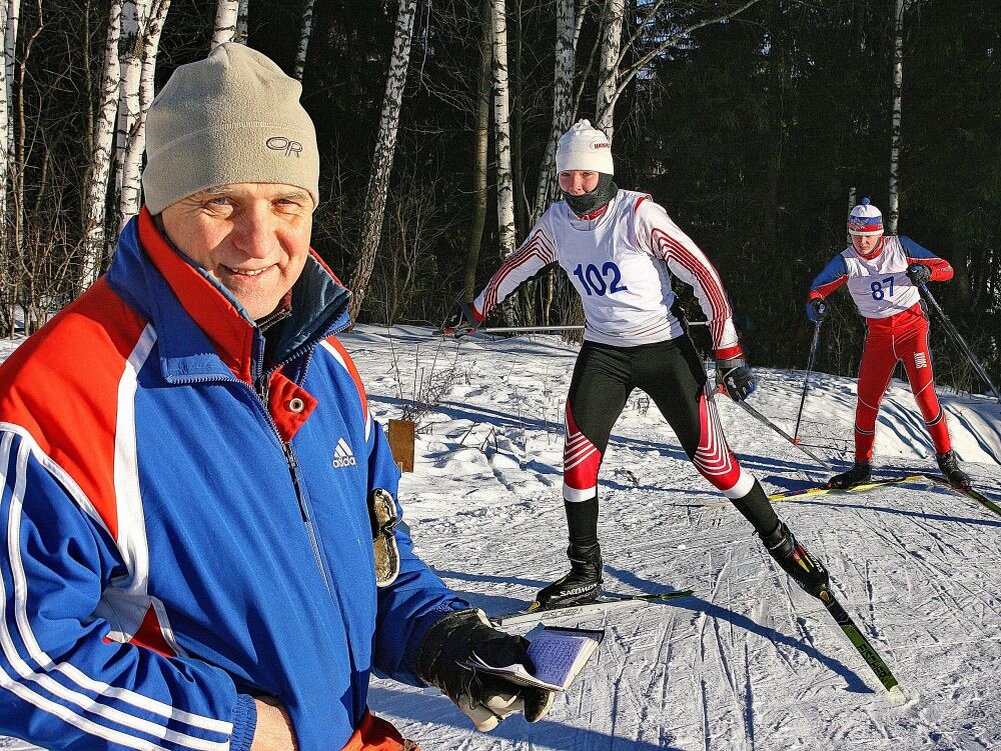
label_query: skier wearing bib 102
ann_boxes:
[442,120,830,609]
[806,198,971,490]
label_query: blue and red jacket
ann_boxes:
[0,209,466,751]
[807,235,952,321]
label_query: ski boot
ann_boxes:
[535,543,603,608]
[760,522,830,598]
[825,461,872,490]
[936,450,972,490]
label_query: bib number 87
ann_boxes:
[573,262,628,296]
[870,275,894,301]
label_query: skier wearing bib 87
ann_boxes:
[806,198,971,490]
[443,120,830,609]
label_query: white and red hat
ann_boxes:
[556,120,614,175]
[848,198,884,236]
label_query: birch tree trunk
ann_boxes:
[118,0,170,233]
[460,0,492,299]
[3,0,17,168]
[2,0,20,267]
[595,0,623,138]
[79,0,122,290]
[887,0,904,234]
[235,0,248,43]
[211,0,239,48]
[293,0,315,81]
[112,0,149,228]
[0,0,10,230]
[530,0,574,224]
[491,0,515,258]
[347,0,417,322]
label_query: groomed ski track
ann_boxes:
[6,329,1001,750]
[342,327,1001,751]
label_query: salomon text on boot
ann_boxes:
[825,461,871,490]
[535,544,603,608]
[760,522,830,598]
[937,450,972,490]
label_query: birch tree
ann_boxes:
[595,0,623,138]
[112,0,149,220]
[887,0,904,234]
[461,0,493,298]
[235,0,248,44]
[211,0,239,48]
[79,0,122,289]
[600,0,761,129]
[347,0,417,322]
[293,0,316,80]
[0,0,10,230]
[530,0,576,223]
[3,0,17,168]
[118,0,170,233]
[491,0,515,258]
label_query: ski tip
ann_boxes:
[886,684,915,708]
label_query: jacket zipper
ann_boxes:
[254,356,334,596]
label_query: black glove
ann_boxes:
[716,356,756,402]
[906,264,931,286]
[440,301,482,337]
[416,609,554,731]
[805,299,829,324]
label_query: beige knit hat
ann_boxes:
[556,119,614,175]
[142,43,320,214]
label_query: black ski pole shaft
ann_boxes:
[726,392,833,470]
[793,322,822,444]
[920,283,1001,404]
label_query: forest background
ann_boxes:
[1,0,998,391]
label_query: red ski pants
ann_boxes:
[854,304,951,462]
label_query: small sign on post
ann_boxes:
[387,419,416,472]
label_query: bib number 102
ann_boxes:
[870,275,894,300]
[573,262,628,296]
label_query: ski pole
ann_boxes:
[437,321,708,336]
[479,321,708,334]
[792,322,822,444]
[919,284,1001,404]
[732,397,833,470]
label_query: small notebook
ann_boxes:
[463,626,604,691]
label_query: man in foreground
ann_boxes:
[0,43,550,751]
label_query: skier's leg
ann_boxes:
[826,330,896,488]
[899,316,970,487]
[899,316,950,452]
[638,337,769,524]
[538,343,632,606]
[853,330,896,463]
[637,337,829,597]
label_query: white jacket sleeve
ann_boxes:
[473,223,558,319]
[634,198,742,357]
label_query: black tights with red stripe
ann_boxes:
[563,336,778,551]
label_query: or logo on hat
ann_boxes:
[592,142,610,150]
[266,136,303,158]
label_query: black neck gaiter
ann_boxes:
[564,173,618,215]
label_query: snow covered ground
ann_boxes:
[4,326,1001,750]
[343,326,1001,751]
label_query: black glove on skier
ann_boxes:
[906,264,932,286]
[416,609,555,731]
[805,299,829,324]
[440,301,483,337]
[716,356,756,402]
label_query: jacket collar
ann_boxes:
[107,208,350,386]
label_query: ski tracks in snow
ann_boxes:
[343,329,1001,751]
